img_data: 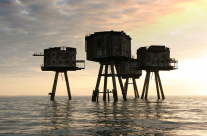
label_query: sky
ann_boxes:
[0,0,207,97]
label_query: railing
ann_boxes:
[76,60,85,63]
[41,64,76,67]
[169,58,178,69]
[76,64,85,69]
[76,60,85,69]
[140,58,178,69]
[33,52,44,56]
[61,46,66,50]
[40,60,85,69]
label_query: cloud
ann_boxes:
[0,0,201,77]
[2,0,207,96]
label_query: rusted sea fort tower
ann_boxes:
[85,30,131,101]
[136,45,178,99]
[118,60,142,98]
[33,47,85,100]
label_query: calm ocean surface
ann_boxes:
[0,95,207,136]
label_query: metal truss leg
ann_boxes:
[103,65,108,101]
[132,78,139,98]
[64,71,71,100]
[141,72,148,99]
[92,64,103,101]
[115,64,127,101]
[145,71,150,99]
[157,71,165,99]
[51,71,59,100]
[97,89,99,101]
[124,78,129,96]
[155,71,160,99]
[108,89,110,101]
[111,64,118,101]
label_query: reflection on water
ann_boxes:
[41,100,76,135]
[86,99,177,135]
[0,96,207,135]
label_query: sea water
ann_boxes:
[0,96,207,136]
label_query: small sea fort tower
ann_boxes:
[85,30,131,101]
[33,46,85,100]
[136,45,178,99]
[118,59,142,99]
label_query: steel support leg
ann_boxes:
[64,71,71,100]
[132,78,137,98]
[51,71,59,100]
[132,78,139,98]
[115,64,127,101]
[124,78,129,96]
[157,71,165,99]
[141,72,149,99]
[108,89,110,101]
[92,64,103,101]
[97,89,99,101]
[155,71,160,99]
[111,64,118,101]
[103,65,108,101]
[145,72,150,99]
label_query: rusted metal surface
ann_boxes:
[44,47,76,68]
[118,59,142,79]
[136,45,178,70]
[85,30,131,62]
[34,47,85,71]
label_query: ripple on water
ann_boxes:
[0,96,207,135]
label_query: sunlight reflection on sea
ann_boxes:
[0,96,207,135]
